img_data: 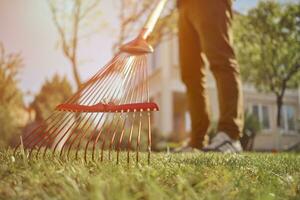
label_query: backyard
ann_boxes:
[0,1,300,199]
[0,151,299,200]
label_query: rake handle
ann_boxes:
[141,0,168,39]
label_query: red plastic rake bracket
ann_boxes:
[56,102,159,113]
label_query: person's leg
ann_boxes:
[188,0,244,140]
[178,2,211,149]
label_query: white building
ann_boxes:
[147,37,300,151]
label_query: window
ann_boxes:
[281,105,297,132]
[252,105,259,122]
[251,104,270,130]
[286,106,296,131]
[262,106,270,129]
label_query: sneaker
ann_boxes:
[202,132,243,153]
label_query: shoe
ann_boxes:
[202,132,243,153]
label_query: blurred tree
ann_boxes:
[31,74,73,121]
[48,0,102,90]
[0,43,24,148]
[114,0,177,51]
[234,1,300,127]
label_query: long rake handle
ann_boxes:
[141,0,168,39]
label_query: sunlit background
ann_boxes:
[0,0,273,103]
[0,0,299,151]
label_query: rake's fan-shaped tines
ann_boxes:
[14,0,168,164]
[14,53,158,164]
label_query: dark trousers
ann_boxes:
[178,0,244,148]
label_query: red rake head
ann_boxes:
[56,102,159,113]
[14,52,159,164]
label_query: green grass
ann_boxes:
[0,150,300,200]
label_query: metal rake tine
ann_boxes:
[58,66,121,159]
[145,53,152,165]
[99,72,130,161]
[140,56,152,165]
[108,126,117,161]
[112,114,127,164]
[109,57,142,163]
[90,113,115,162]
[123,57,145,164]
[116,115,128,164]
[125,57,145,103]
[84,113,104,162]
[14,0,169,163]
[136,112,143,163]
[51,113,83,157]
[82,69,123,162]
[122,56,144,164]
[119,56,140,104]
[67,56,122,104]
[50,61,120,159]
[127,57,142,164]
[82,57,131,162]
[95,56,139,162]
[65,113,94,159]
[73,113,100,160]
[147,111,152,164]
[108,114,123,161]
[58,114,88,159]
[83,58,126,159]
[100,113,118,162]
[26,53,152,163]
[78,55,127,105]
[113,56,143,163]
[41,112,77,158]
[100,139,105,162]
[27,112,69,158]
[65,53,123,105]
[80,53,146,162]
[127,113,136,164]
[14,111,59,156]
[34,112,75,159]
[101,113,120,161]
[91,118,107,161]
[64,57,127,160]
[135,55,147,164]
[100,140,105,162]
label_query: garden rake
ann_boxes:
[14,0,168,164]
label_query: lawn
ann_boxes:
[0,150,299,200]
